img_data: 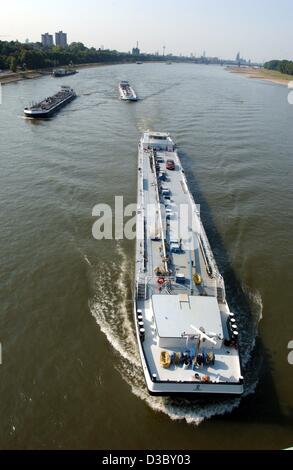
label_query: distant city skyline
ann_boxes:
[1,0,293,62]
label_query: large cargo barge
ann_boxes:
[134,131,244,396]
[24,86,76,118]
[53,68,78,78]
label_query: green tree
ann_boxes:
[9,56,17,72]
[264,59,293,76]
[0,55,6,69]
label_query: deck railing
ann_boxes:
[136,274,222,301]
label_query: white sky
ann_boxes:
[1,0,293,62]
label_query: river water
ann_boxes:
[0,63,292,450]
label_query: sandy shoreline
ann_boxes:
[2,63,292,88]
[226,66,293,86]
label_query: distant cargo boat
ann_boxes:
[24,86,76,118]
[53,68,78,77]
[134,131,244,396]
[119,81,137,101]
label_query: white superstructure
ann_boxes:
[134,131,244,396]
[119,81,137,101]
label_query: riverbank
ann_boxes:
[0,61,171,85]
[0,62,128,85]
[0,70,44,85]
[226,66,293,86]
[4,63,292,88]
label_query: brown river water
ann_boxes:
[0,63,292,449]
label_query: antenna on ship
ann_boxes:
[181,332,197,348]
[190,325,217,351]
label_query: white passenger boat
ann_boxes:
[134,131,244,396]
[119,81,137,101]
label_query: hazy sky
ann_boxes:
[1,0,293,62]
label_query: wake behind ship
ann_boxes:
[134,131,244,396]
[24,86,76,118]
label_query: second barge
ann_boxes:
[24,86,76,118]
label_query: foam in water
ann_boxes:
[89,244,262,425]
[89,245,139,365]
[237,283,263,370]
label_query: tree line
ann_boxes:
[0,40,191,72]
[264,59,293,76]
